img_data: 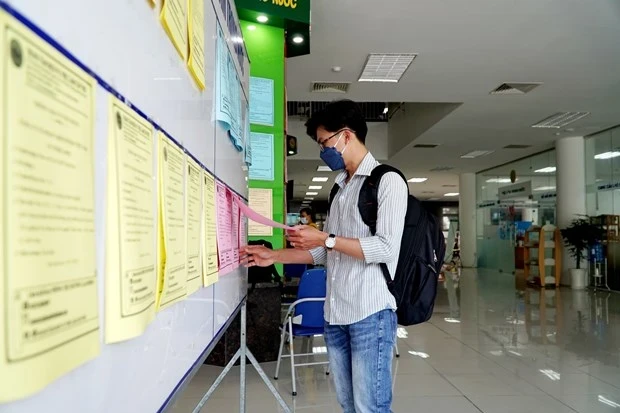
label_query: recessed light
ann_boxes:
[407,178,428,183]
[292,35,304,44]
[531,112,590,128]
[306,192,318,196]
[535,167,556,173]
[257,15,268,23]
[595,151,620,160]
[312,177,329,182]
[358,53,417,83]
[461,150,494,159]
[308,185,322,190]
[247,25,256,31]
[444,193,459,197]
[534,186,556,192]
[317,165,332,172]
[486,178,512,183]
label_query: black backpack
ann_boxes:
[328,164,446,326]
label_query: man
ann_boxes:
[241,99,407,413]
[299,207,318,229]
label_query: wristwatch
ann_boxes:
[325,234,336,250]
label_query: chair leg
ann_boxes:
[274,322,288,380]
[288,318,297,396]
[394,340,400,358]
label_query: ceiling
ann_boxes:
[283,0,620,201]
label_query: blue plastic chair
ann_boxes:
[274,268,329,396]
[284,263,307,279]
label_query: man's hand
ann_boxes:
[240,245,277,267]
[287,226,328,250]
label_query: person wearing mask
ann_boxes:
[299,207,318,229]
[241,99,407,413]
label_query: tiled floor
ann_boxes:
[170,269,620,412]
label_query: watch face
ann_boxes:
[326,236,336,249]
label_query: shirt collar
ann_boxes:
[335,152,377,187]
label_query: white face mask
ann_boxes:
[300,217,308,225]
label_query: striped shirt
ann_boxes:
[309,152,408,325]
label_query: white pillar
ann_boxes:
[556,136,586,285]
[459,173,477,267]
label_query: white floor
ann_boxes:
[170,269,620,413]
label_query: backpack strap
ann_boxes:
[327,183,340,216]
[358,164,409,285]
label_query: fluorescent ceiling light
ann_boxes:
[444,317,461,323]
[383,106,388,115]
[308,185,322,190]
[444,193,459,197]
[306,192,318,196]
[358,53,417,83]
[312,177,329,182]
[598,395,620,408]
[292,35,304,44]
[461,150,494,159]
[539,369,561,381]
[408,177,428,183]
[535,167,556,173]
[317,165,332,172]
[486,178,512,183]
[534,186,556,192]
[408,351,430,359]
[288,150,295,155]
[595,151,620,160]
[304,197,314,200]
[531,111,590,128]
[257,15,268,23]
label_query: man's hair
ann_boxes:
[300,207,314,221]
[305,99,368,144]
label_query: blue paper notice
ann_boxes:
[248,132,274,181]
[216,24,243,151]
[249,77,274,126]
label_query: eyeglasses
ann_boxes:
[317,129,353,151]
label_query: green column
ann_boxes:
[242,21,286,277]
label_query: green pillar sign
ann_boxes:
[237,0,310,24]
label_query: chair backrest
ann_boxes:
[294,268,326,328]
[284,263,307,279]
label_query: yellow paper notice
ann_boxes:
[105,95,157,344]
[160,0,188,61]
[202,171,219,287]
[0,10,99,402]
[187,0,206,90]
[157,133,187,310]
[186,156,203,295]
[248,188,274,236]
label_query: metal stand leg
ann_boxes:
[394,340,400,358]
[193,301,292,413]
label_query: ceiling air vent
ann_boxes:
[311,82,351,94]
[414,144,439,148]
[532,112,590,128]
[504,144,531,149]
[490,82,542,95]
[430,166,454,172]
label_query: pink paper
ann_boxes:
[231,194,240,270]
[215,182,234,275]
[235,198,297,231]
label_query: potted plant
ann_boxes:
[560,217,602,289]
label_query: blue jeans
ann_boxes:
[324,309,397,413]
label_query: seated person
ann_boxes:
[299,207,318,229]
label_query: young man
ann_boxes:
[241,100,408,413]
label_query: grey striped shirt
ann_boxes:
[310,152,408,325]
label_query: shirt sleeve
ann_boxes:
[358,172,408,264]
[308,214,328,265]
